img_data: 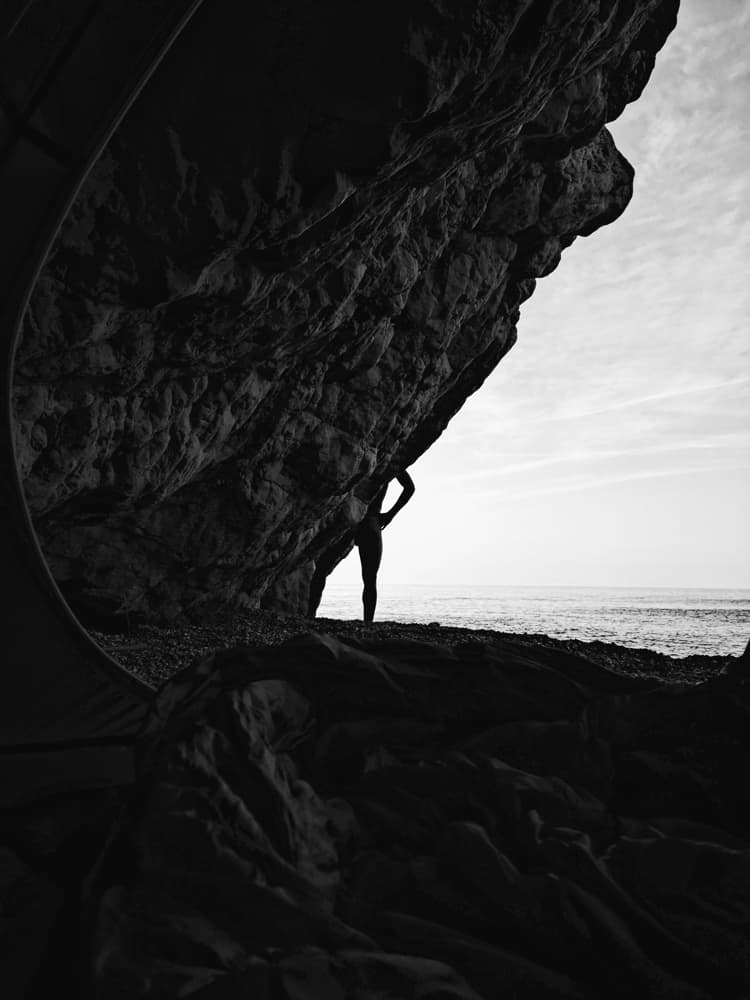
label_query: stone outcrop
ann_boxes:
[89,633,750,998]
[12,1,679,622]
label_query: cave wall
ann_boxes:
[12,0,679,623]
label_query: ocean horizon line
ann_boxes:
[324,581,750,594]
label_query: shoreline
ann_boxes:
[91,608,738,691]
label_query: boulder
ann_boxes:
[92,633,750,998]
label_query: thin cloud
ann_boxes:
[527,377,750,424]
[466,461,750,503]
[438,432,750,485]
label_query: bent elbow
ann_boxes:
[399,471,415,495]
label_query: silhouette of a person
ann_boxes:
[354,471,415,622]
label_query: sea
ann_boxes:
[317,583,750,659]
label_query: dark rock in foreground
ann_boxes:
[89,632,750,998]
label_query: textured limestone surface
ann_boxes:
[13,1,679,622]
[91,633,750,998]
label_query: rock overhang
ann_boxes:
[12,0,680,624]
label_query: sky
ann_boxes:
[323,0,750,597]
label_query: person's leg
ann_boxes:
[357,527,382,622]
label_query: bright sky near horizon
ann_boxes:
[324,0,750,596]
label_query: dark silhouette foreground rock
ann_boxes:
[87,633,750,998]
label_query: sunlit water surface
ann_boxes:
[317,584,750,658]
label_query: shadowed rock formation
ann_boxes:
[12,0,679,623]
[89,634,750,998]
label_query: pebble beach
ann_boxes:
[91,608,738,690]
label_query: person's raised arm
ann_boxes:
[379,471,415,528]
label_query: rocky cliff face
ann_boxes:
[13,0,679,623]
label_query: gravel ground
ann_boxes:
[91,609,738,690]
